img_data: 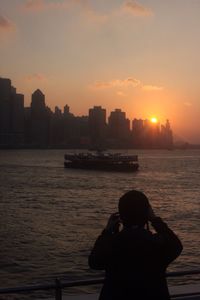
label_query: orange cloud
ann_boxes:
[91,77,141,89]
[90,77,163,92]
[0,15,15,32]
[91,81,112,89]
[22,0,44,12]
[84,9,108,24]
[22,0,107,24]
[142,85,163,91]
[123,0,153,17]
[22,0,153,23]
[22,0,92,12]
[116,91,128,97]
[25,73,48,81]
[22,0,72,12]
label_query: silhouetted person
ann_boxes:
[89,190,183,300]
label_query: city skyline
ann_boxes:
[0,76,174,126]
[1,1,200,143]
[0,77,174,149]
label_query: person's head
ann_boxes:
[118,190,149,227]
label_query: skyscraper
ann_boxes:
[0,78,12,145]
[89,106,106,147]
[30,89,50,146]
[31,89,46,117]
[160,120,173,148]
[10,93,25,145]
[132,119,144,147]
[108,109,130,139]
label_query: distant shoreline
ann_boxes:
[0,145,200,150]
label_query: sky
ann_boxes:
[0,0,200,143]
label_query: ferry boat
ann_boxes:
[64,152,139,172]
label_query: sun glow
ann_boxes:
[150,117,158,123]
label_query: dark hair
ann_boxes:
[118,190,149,227]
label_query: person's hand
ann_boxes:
[105,213,121,233]
[148,204,157,222]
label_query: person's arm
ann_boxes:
[88,213,120,270]
[148,204,183,265]
[151,216,183,265]
[88,230,114,270]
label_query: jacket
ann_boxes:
[88,217,183,300]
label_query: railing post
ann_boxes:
[55,279,62,300]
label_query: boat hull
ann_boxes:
[64,161,139,172]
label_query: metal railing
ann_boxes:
[0,269,199,300]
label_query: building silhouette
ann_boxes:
[132,119,145,147]
[63,105,76,146]
[0,78,24,146]
[30,89,50,147]
[132,118,173,148]
[143,119,160,148]
[160,120,173,148]
[0,77,174,149]
[49,105,89,148]
[108,109,130,147]
[89,106,107,148]
[72,115,89,147]
[0,78,12,145]
[10,92,24,145]
[49,106,64,147]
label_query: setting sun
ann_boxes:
[150,117,158,124]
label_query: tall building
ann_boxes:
[24,107,31,145]
[108,109,130,138]
[49,106,64,146]
[64,104,70,116]
[63,104,76,146]
[30,89,50,146]
[108,109,130,147]
[132,119,144,147]
[73,116,89,147]
[132,119,144,133]
[0,78,25,146]
[0,78,12,145]
[0,78,11,102]
[160,120,173,148]
[10,93,25,145]
[31,89,46,117]
[138,119,160,148]
[88,106,106,147]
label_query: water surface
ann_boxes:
[0,149,199,298]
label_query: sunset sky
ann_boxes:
[1,0,200,143]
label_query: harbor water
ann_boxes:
[0,149,199,299]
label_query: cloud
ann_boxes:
[25,73,48,81]
[22,0,72,12]
[91,81,112,89]
[90,77,163,92]
[22,0,92,12]
[116,91,127,97]
[21,0,153,27]
[22,0,44,12]
[123,0,153,17]
[84,9,108,24]
[0,15,15,32]
[91,77,141,89]
[22,0,108,24]
[142,85,163,91]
